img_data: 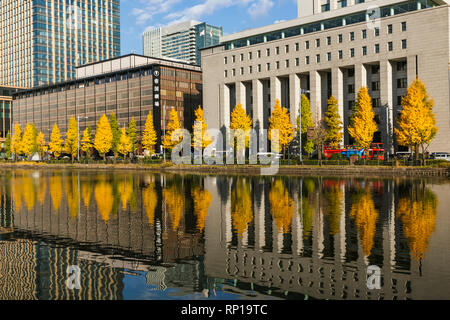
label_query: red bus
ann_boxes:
[324,143,385,160]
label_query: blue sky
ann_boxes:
[120,0,298,55]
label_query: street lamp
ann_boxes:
[162,105,174,162]
[77,116,89,162]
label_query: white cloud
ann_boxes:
[247,0,274,20]
[133,0,276,26]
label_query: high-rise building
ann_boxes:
[143,21,222,65]
[201,0,450,154]
[0,0,120,88]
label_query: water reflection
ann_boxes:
[0,169,449,300]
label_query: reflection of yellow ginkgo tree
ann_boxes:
[22,174,36,211]
[349,187,379,257]
[192,188,212,232]
[81,178,93,209]
[324,183,343,236]
[143,183,158,227]
[95,179,114,223]
[64,174,79,218]
[269,180,294,234]
[37,176,47,205]
[301,179,316,239]
[118,177,133,211]
[163,184,184,231]
[231,179,253,237]
[396,187,438,261]
[50,175,63,212]
[12,175,24,212]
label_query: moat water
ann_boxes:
[0,169,449,300]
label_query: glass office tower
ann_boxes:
[0,0,120,88]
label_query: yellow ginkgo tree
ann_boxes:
[11,124,23,160]
[21,123,36,159]
[49,123,64,159]
[324,96,343,148]
[142,111,158,155]
[395,79,437,164]
[192,106,212,152]
[162,108,182,152]
[94,114,113,161]
[118,127,132,158]
[268,99,294,158]
[348,87,378,162]
[64,117,79,163]
[230,102,252,160]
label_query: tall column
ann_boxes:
[255,191,265,251]
[252,79,264,130]
[310,70,322,123]
[292,193,303,255]
[220,84,231,128]
[354,63,367,93]
[380,60,394,154]
[407,55,418,84]
[273,220,283,254]
[289,73,300,126]
[236,81,246,111]
[270,76,281,111]
[332,67,344,146]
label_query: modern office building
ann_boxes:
[143,21,222,66]
[0,0,120,88]
[201,0,450,154]
[12,54,202,148]
[0,86,21,141]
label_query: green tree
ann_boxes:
[49,123,64,159]
[64,117,79,163]
[297,94,314,155]
[94,114,113,161]
[324,96,343,148]
[109,112,121,158]
[142,111,158,155]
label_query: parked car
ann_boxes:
[430,152,450,161]
[396,152,412,160]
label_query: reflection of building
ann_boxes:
[0,237,125,300]
[202,0,450,153]
[12,54,202,145]
[143,21,222,66]
[0,0,120,88]
[204,176,450,300]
